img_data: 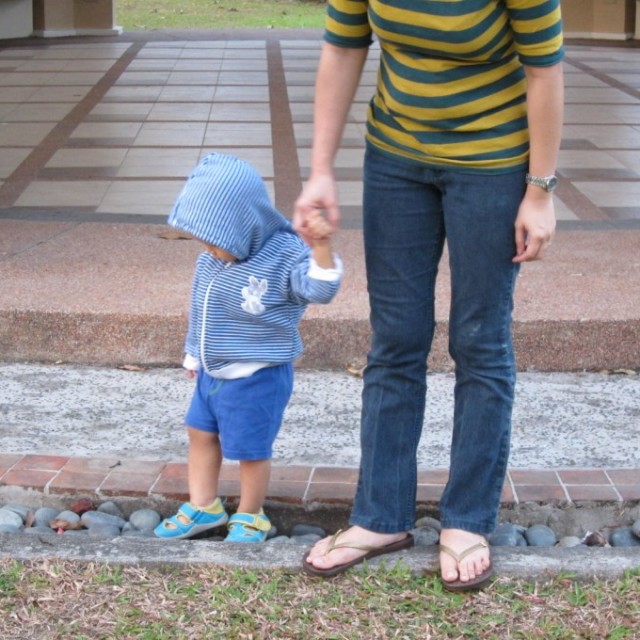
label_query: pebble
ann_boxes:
[56,510,81,525]
[525,524,557,547]
[411,526,440,547]
[610,528,640,548]
[558,536,583,548]
[415,516,442,532]
[3,504,31,521]
[87,524,122,537]
[290,523,326,538]
[81,510,126,530]
[0,509,24,529]
[0,524,21,534]
[129,509,161,531]
[97,501,125,518]
[489,523,522,547]
[1,501,639,552]
[34,507,60,528]
[25,526,57,535]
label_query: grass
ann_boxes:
[116,0,327,31]
[0,559,638,639]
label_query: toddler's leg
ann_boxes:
[187,426,222,507]
[225,459,272,542]
[237,458,271,514]
[154,427,227,539]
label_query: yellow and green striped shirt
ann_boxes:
[325,0,564,172]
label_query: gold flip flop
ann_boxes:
[302,529,414,578]
[439,540,494,592]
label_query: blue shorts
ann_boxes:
[185,364,294,461]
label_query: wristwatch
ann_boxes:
[525,173,558,193]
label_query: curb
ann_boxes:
[1,534,639,582]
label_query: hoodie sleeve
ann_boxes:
[289,253,343,305]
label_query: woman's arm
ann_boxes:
[513,62,564,263]
[293,43,368,242]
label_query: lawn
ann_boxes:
[0,560,638,639]
[116,0,327,31]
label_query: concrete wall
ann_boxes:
[562,0,637,39]
[32,0,121,37]
[0,0,33,39]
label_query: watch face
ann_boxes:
[546,176,558,191]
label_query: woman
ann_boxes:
[294,0,564,591]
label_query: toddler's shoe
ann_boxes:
[154,498,228,540]
[225,510,271,543]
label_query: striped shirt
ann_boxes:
[325,0,564,172]
[168,153,342,375]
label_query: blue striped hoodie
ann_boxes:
[168,153,342,376]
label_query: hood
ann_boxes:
[168,153,292,261]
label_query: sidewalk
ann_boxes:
[0,31,639,525]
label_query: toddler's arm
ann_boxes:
[306,211,335,269]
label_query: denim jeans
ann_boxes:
[350,144,524,535]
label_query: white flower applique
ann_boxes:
[241,275,268,315]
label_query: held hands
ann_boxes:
[293,173,340,245]
[306,210,333,243]
[513,193,556,263]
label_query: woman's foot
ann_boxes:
[303,526,412,576]
[439,528,493,591]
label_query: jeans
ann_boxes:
[350,144,524,535]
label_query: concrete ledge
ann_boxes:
[1,310,638,372]
[1,534,638,581]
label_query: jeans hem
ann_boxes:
[349,514,413,535]
[439,519,496,536]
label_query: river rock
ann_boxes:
[631,519,640,539]
[415,516,442,532]
[56,510,81,526]
[558,536,583,548]
[87,524,122,537]
[0,509,24,529]
[290,523,326,538]
[489,523,522,547]
[3,503,31,522]
[525,524,557,547]
[610,527,640,548]
[81,510,126,530]
[411,526,440,547]
[0,524,22,534]
[34,507,60,527]
[97,501,125,519]
[25,526,57,535]
[129,508,162,531]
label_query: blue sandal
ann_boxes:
[225,511,271,543]
[154,499,228,540]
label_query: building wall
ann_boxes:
[561,0,637,39]
[1,0,638,41]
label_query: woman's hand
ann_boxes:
[513,193,556,263]
[293,173,340,245]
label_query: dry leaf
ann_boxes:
[49,518,85,531]
[157,230,193,241]
[118,364,146,372]
[346,362,365,378]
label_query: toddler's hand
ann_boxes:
[306,211,333,241]
[185,369,197,380]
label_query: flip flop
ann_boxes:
[439,540,494,592]
[302,529,414,577]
